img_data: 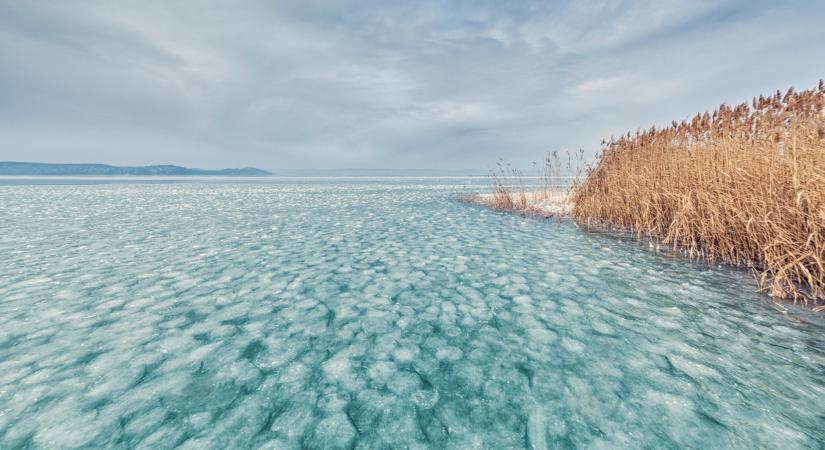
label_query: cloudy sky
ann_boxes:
[1,1,824,171]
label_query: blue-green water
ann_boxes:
[1,178,823,449]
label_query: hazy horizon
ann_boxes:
[2,1,824,170]
[0,160,492,175]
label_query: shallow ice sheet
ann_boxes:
[1,179,824,449]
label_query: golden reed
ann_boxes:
[572,82,825,305]
[468,151,583,214]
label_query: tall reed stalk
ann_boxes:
[482,151,583,213]
[572,82,825,304]
[488,158,528,211]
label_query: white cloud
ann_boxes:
[569,76,630,94]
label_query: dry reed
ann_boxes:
[488,158,529,211]
[467,152,583,215]
[572,82,825,305]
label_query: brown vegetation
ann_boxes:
[571,82,825,305]
[462,152,582,215]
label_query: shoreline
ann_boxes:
[462,189,825,311]
[461,190,572,217]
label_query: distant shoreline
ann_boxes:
[0,161,271,176]
[0,162,497,177]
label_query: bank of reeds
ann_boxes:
[572,82,825,305]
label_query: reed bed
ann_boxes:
[463,152,582,215]
[572,82,825,305]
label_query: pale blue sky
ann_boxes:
[1,1,824,170]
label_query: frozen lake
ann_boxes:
[1,178,823,448]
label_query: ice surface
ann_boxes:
[0,178,824,448]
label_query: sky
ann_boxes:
[1,1,824,171]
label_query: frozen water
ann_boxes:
[0,177,824,449]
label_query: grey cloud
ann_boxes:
[1,0,824,170]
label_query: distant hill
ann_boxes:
[0,162,271,176]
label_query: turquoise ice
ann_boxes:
[1,178,823,449]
